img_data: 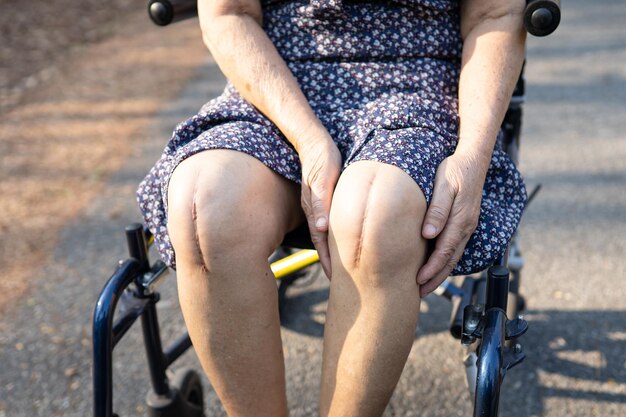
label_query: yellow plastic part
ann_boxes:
[144,224,317,279]
[271,249,320,279]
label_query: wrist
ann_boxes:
[454,142,492,172]
[292,123,334,155]
[450,149,491,186]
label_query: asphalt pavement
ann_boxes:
[0,0,624,416]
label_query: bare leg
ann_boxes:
[167,150,303,417]
[320,161,428,417]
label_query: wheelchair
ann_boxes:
[92,1,561,416]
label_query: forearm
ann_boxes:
[456,4,526,172]
[198,4,329,152]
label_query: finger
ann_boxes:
[311,229,332,279]
[422,177,455,239]
[419,243,466,297]
[416,218,467,285]
[301,184,332,278]
[310,179,334,232]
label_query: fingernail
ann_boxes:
[316,217,327,229]
[423,224,436,237]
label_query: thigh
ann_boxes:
[167,149,304,266]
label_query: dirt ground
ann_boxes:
[0,1,207,311]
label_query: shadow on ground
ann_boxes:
[279,274,626,415]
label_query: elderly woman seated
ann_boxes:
[136,0,527,415]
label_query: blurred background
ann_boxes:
[0,0,624,416]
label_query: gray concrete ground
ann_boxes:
[1,0,625,416]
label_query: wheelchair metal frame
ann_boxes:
[92,1,560,416]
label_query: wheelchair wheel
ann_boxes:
[171,367,204,415]
[146,367,204,417]
[473,309,507,417]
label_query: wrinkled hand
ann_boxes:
[416,152,488,297]
[299,138,342,279]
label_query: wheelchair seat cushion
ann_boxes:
[136,0,527,275]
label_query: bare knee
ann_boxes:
[167,151,298,273]
[329,162,428,287]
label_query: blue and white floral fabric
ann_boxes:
[137,0,527,274]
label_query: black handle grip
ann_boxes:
[148,0,197,26]
[524,0,561,37]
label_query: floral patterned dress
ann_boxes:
[137,0,527,275]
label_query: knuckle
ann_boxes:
[462,220,478,237]
[468,217,479,231]
[447,249,465,270]
[459,225,473,239]
[466,208,480,227]
[301,201,314,219]
[306,163,326,186]
[441,245,455,259]
[449,218,472,239]
[460,214,474,228]
[445,184,458,199]
[311,198,326,211]
[310,233,325,246]
[301,198,312,214]
[431,205,447,217]
[430,256,449,273]
[446,258,458,271]
[428,205,448,222]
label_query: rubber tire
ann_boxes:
[171,368,204,417]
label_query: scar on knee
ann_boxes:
[191,193,210,274]
[354,177,375,269]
